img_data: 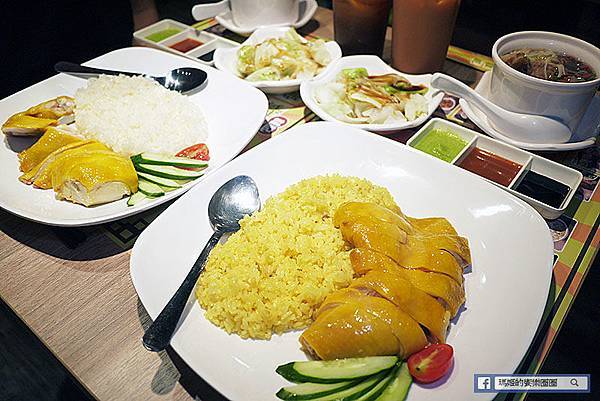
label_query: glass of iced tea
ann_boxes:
[333,0,392,57]
[392,0,461,73]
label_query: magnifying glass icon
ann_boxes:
[570,378,579,387]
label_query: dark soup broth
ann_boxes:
[501,48,596,83]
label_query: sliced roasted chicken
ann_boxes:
[338,217,408,262]
[51,150,137,206]
[2,96,75,136]
[300,295,427,360]
[18,127,82,173]
[30,142,110,189]
[333,201,413,234]
[350,248,465,317]
[19,140,94,185]
[350,270,450,343]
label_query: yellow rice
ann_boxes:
[195,175,399,339]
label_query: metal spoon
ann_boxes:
[54,61,208,93]
[430,73,572,144]
[142,175,260,352]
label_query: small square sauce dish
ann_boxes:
[134,19,239,65]
[408,119,583,219]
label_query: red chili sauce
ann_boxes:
[170,38,203,53]
[459,147,522,187]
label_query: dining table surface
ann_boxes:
[1,6,598,401]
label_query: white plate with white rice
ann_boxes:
[300,55,444,133]
[0,47,268,226]
[130,121,552,401]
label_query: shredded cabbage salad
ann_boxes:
[237,28,331,82]
[314,68,429,124]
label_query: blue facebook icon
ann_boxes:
[477,376,492,391]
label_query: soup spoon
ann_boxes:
[142,175,260,352]
[430,73,572,144]
[54,61,208,93]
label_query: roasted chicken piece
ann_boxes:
[2,96,75,136]
[335,202,469,282]
[338,217,408,261]
[18,127,82,173]
[394,239,466,284]
[51,150,137,206]
[29,142,110,189]
[409,217,472,268]
[19,140,95,185]
[333,201,413,234]
[301,294,427,360]
[18,134,137,207]
[300,202,470,360]
[2,114,58,136]
[351,270,450,342]
[350,248,465,318]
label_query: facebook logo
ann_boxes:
[477,376,493,391]
[474,374,590,393]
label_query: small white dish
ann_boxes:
[130,121,553,401]
[213,26,342,94]
[0,47,268,226]
[300,55,444,133]
[460,71,598,151]
[214,0,318,36]
[408,119,583,219]
[133,19,239,66]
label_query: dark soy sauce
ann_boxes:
[514,170,570,208]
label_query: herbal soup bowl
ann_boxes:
[490,31,600,136]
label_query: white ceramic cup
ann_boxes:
[230,0,299,30]
[490,31,600,135]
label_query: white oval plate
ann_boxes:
[460,71,598,151]
[0,47,268,226]
[215,0,318,36]
[213,26,342,94]
[130,121,553,401]
[300,55,444,133]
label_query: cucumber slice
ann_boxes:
[276,356,398,384]
[353,367,397,401]
[374,363,412,401]
[135,163,205,180]
[306,371,388,401]
[138,179,165,197]
[137,172,182,189]
[127,191,147,207]
[132,153,208,169]
[277,380,359,400]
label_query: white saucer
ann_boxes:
[459,71,599,151]
[215,0,318,36]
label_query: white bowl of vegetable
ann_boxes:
[214,26,342,94]
[300,55,444,133]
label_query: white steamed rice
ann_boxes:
[74,75,208,156]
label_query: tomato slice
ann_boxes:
[407,343,454,383]
[176,143,209,161]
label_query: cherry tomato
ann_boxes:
[407,344,454,383]
[176,143,209,161]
